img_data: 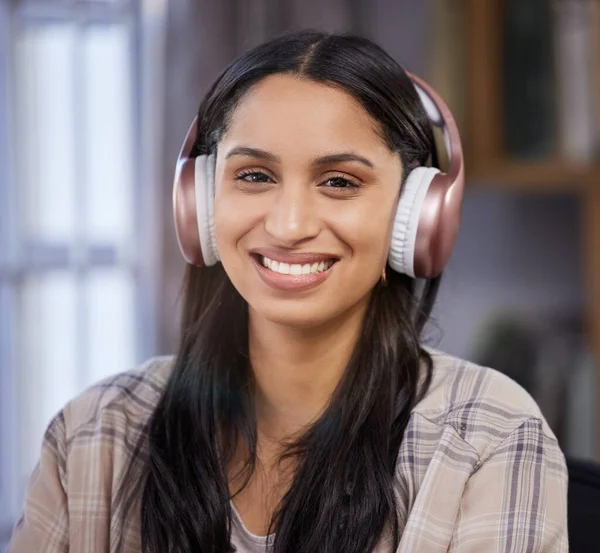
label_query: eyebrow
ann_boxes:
[225,146,375,169]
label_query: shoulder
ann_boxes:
[60,355,175,451]
[413,348,558,462]
[13,356,176,548]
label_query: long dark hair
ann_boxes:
[135,31,441,553]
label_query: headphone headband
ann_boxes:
[406,71,463,184]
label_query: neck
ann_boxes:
[248,299,370,444]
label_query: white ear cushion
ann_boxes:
[388,166,440,277]
[194,154,220,266]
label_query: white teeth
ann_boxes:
[278,262,290,274]
[260,256,334,275]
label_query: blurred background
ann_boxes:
[1,0,599,547]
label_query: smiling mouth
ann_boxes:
[255,254,336,275]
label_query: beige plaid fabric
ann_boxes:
[8,350,568,552]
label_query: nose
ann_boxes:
[264,182,320,246]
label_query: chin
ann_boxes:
[248,289,372,331]
[250,298,337,329]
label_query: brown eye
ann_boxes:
[235,170,272,183]
[321,176,360,189]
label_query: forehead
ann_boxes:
[221,74,390,157]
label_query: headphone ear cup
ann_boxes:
[388,167,440,277]
[173,155,203,266]
[194,154,220,266]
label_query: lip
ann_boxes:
[250,251,337,292]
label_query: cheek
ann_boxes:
[213,194,245,257]
[213,190,266,271]
[333,196,397,261]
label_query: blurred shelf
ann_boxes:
[466,159,600,192]
[465,0,600,459]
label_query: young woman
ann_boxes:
[9,31,568,553]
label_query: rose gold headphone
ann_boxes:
[173,72,464,278]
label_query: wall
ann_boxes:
[434,190,584,359]
[0,0,15,541]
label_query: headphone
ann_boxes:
[173,71,464,279]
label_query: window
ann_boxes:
[0,0,166,542]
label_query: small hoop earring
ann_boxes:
[380,265,388,286]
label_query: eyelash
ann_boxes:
[234,170,361,190]
[235,170,272,184]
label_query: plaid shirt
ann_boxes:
[8,350,568,552]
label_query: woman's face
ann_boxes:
[214,74,403,328]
